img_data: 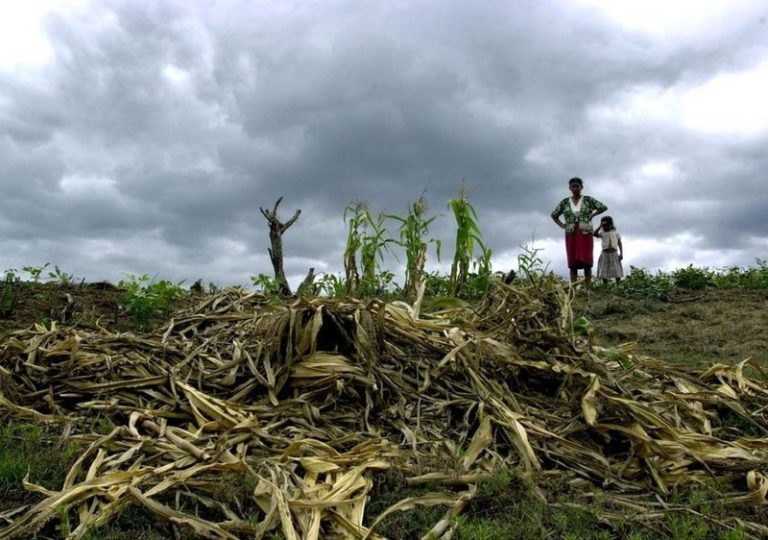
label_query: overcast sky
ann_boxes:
[1,0,767,288]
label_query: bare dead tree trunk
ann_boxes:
[260,197,301,296]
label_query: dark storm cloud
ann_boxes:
[0,0,766,285]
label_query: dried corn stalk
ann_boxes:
[1,276,768,538]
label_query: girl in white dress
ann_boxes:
[594,216,624,284]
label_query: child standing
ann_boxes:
[594,216,624,284]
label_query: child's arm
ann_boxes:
[593,223,603,237]
[618,238,623,260]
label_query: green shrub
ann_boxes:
[714,259,768,289]
[621,266,674,297]
[119,274,186,329]
[672,264,713,290]
[250,273,282,296]
[423,271,451,297]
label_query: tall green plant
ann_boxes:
[448,187,487,296]
[387,195,441,299]
[343,202,393,296]
[360,211,390,287]
[343,202,366,295]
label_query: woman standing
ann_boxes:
[551,177,607,289]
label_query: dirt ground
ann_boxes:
[0,281,201,338]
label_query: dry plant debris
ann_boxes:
[1,277,768,538]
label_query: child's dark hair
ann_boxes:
[568,177,583,187]
[600,215,614,228]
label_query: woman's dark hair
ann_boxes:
[568,177,583,187]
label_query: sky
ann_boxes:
[1,0,767,288]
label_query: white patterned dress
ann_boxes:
[595,230,624,279]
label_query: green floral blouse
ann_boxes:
[551,195,607,234]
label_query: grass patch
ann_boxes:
[364,469,453,539]
[0,421,79,500]
[453,473,754,540]
[455,473,613,539]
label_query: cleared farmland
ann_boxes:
[1,277,768,539]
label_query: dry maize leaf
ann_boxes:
[300,457,341,474]
[177,381,243,428]
[487,400,540,471]
[0,392,59,422]
[461,415,492,470]
[127,486,238,540]
[268,481,301,540]
[581,374,600,427]
[1,470,149,539]
[725,470,768,505]
[329,509,387,539]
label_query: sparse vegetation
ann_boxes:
[118,274,186,329]
[47,264,77,286]
[22,263,50,283]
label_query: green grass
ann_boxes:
[362,468,759,540]
[0,422,79,499]
[364,470,449,539]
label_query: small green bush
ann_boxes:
[250,273,282,296]
[620,266,674,297]
[119,274,186,329]
[672,265,713,290]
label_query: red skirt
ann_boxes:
[565,224,594,269]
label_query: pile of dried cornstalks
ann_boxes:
[1,276,768,539]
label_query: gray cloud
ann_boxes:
[0,0,766,286]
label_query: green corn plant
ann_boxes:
[464,244,494,299]
[517,240,550,284]
[343,202,393,297]
[317,273,347,297]
[448,186,487,296]
[359,210,392,295]
[387,195,441,300]
[343,202,366,295]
